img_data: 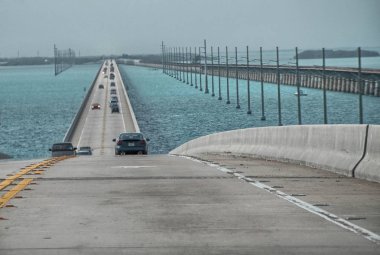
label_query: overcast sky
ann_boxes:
[0,0,379,57]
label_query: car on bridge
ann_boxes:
[113,133,149,155]
[91,103,101,110]
[109,98,118,107]
[76,146,92,155]
[110,89,117,95]
[111,104,120,113]
[110,82,115,87]
[98,84,104,89]
[49,143,77,157]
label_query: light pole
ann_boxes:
[235,47,240,109]
[295,47,302,125]
[260,47,266,120]
[218,47,222,100]
[204,39,209,94]
[276,46,282,126]
[226,46,230,104]
[246,46,252,114]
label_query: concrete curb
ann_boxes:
[170,125,379,182]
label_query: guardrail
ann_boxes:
[63,64,103,142]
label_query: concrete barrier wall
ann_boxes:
[170,125,374,179]
[63,64,103,142]
[355,125,380,183]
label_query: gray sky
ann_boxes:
[0,0,379,57]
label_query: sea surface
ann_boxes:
[0,51,379,160]
[0,64,100,159]
[119,65,380,154]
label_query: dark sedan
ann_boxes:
[49,143,76,157]
[113,133,149,155]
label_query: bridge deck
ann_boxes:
[69,60,138,156]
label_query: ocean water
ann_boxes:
[1,53,379,160]
[0,64,100,159]
[120,65,380,154]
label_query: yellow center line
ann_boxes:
[0,179,33,208]
[0,156,68,191]
[0,156,73,209]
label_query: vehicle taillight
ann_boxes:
[139,140,146,145]
[117,140,123,145]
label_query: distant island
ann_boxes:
[296,49,380,59]
[0,56,106,66]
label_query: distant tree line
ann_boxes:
[0,56,107,66]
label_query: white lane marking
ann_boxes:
[174,155,380,245]
[111,166,156,169]
[114,73,126,132]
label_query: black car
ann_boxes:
[110,82,116,87]
[49,143,77,157]
[113,133,149,155]
[111,104,120,113]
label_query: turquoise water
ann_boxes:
[1,59,379,159]
[0,64,100,159]
[120,65,380,154]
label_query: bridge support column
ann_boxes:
[340,77,345,92]
[369,80,375,95]
[375,81,380,97]
[364,80,369,95]
[333,77,338,91]
[316,76,321,88]
[328,76,334,91]
[343,78,348,92]
[355,80,360,94]
[349,79,354,93]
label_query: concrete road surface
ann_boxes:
[0,154,379,254]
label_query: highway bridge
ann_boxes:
[0,61,379,254]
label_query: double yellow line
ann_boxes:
[0,156,72,208]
